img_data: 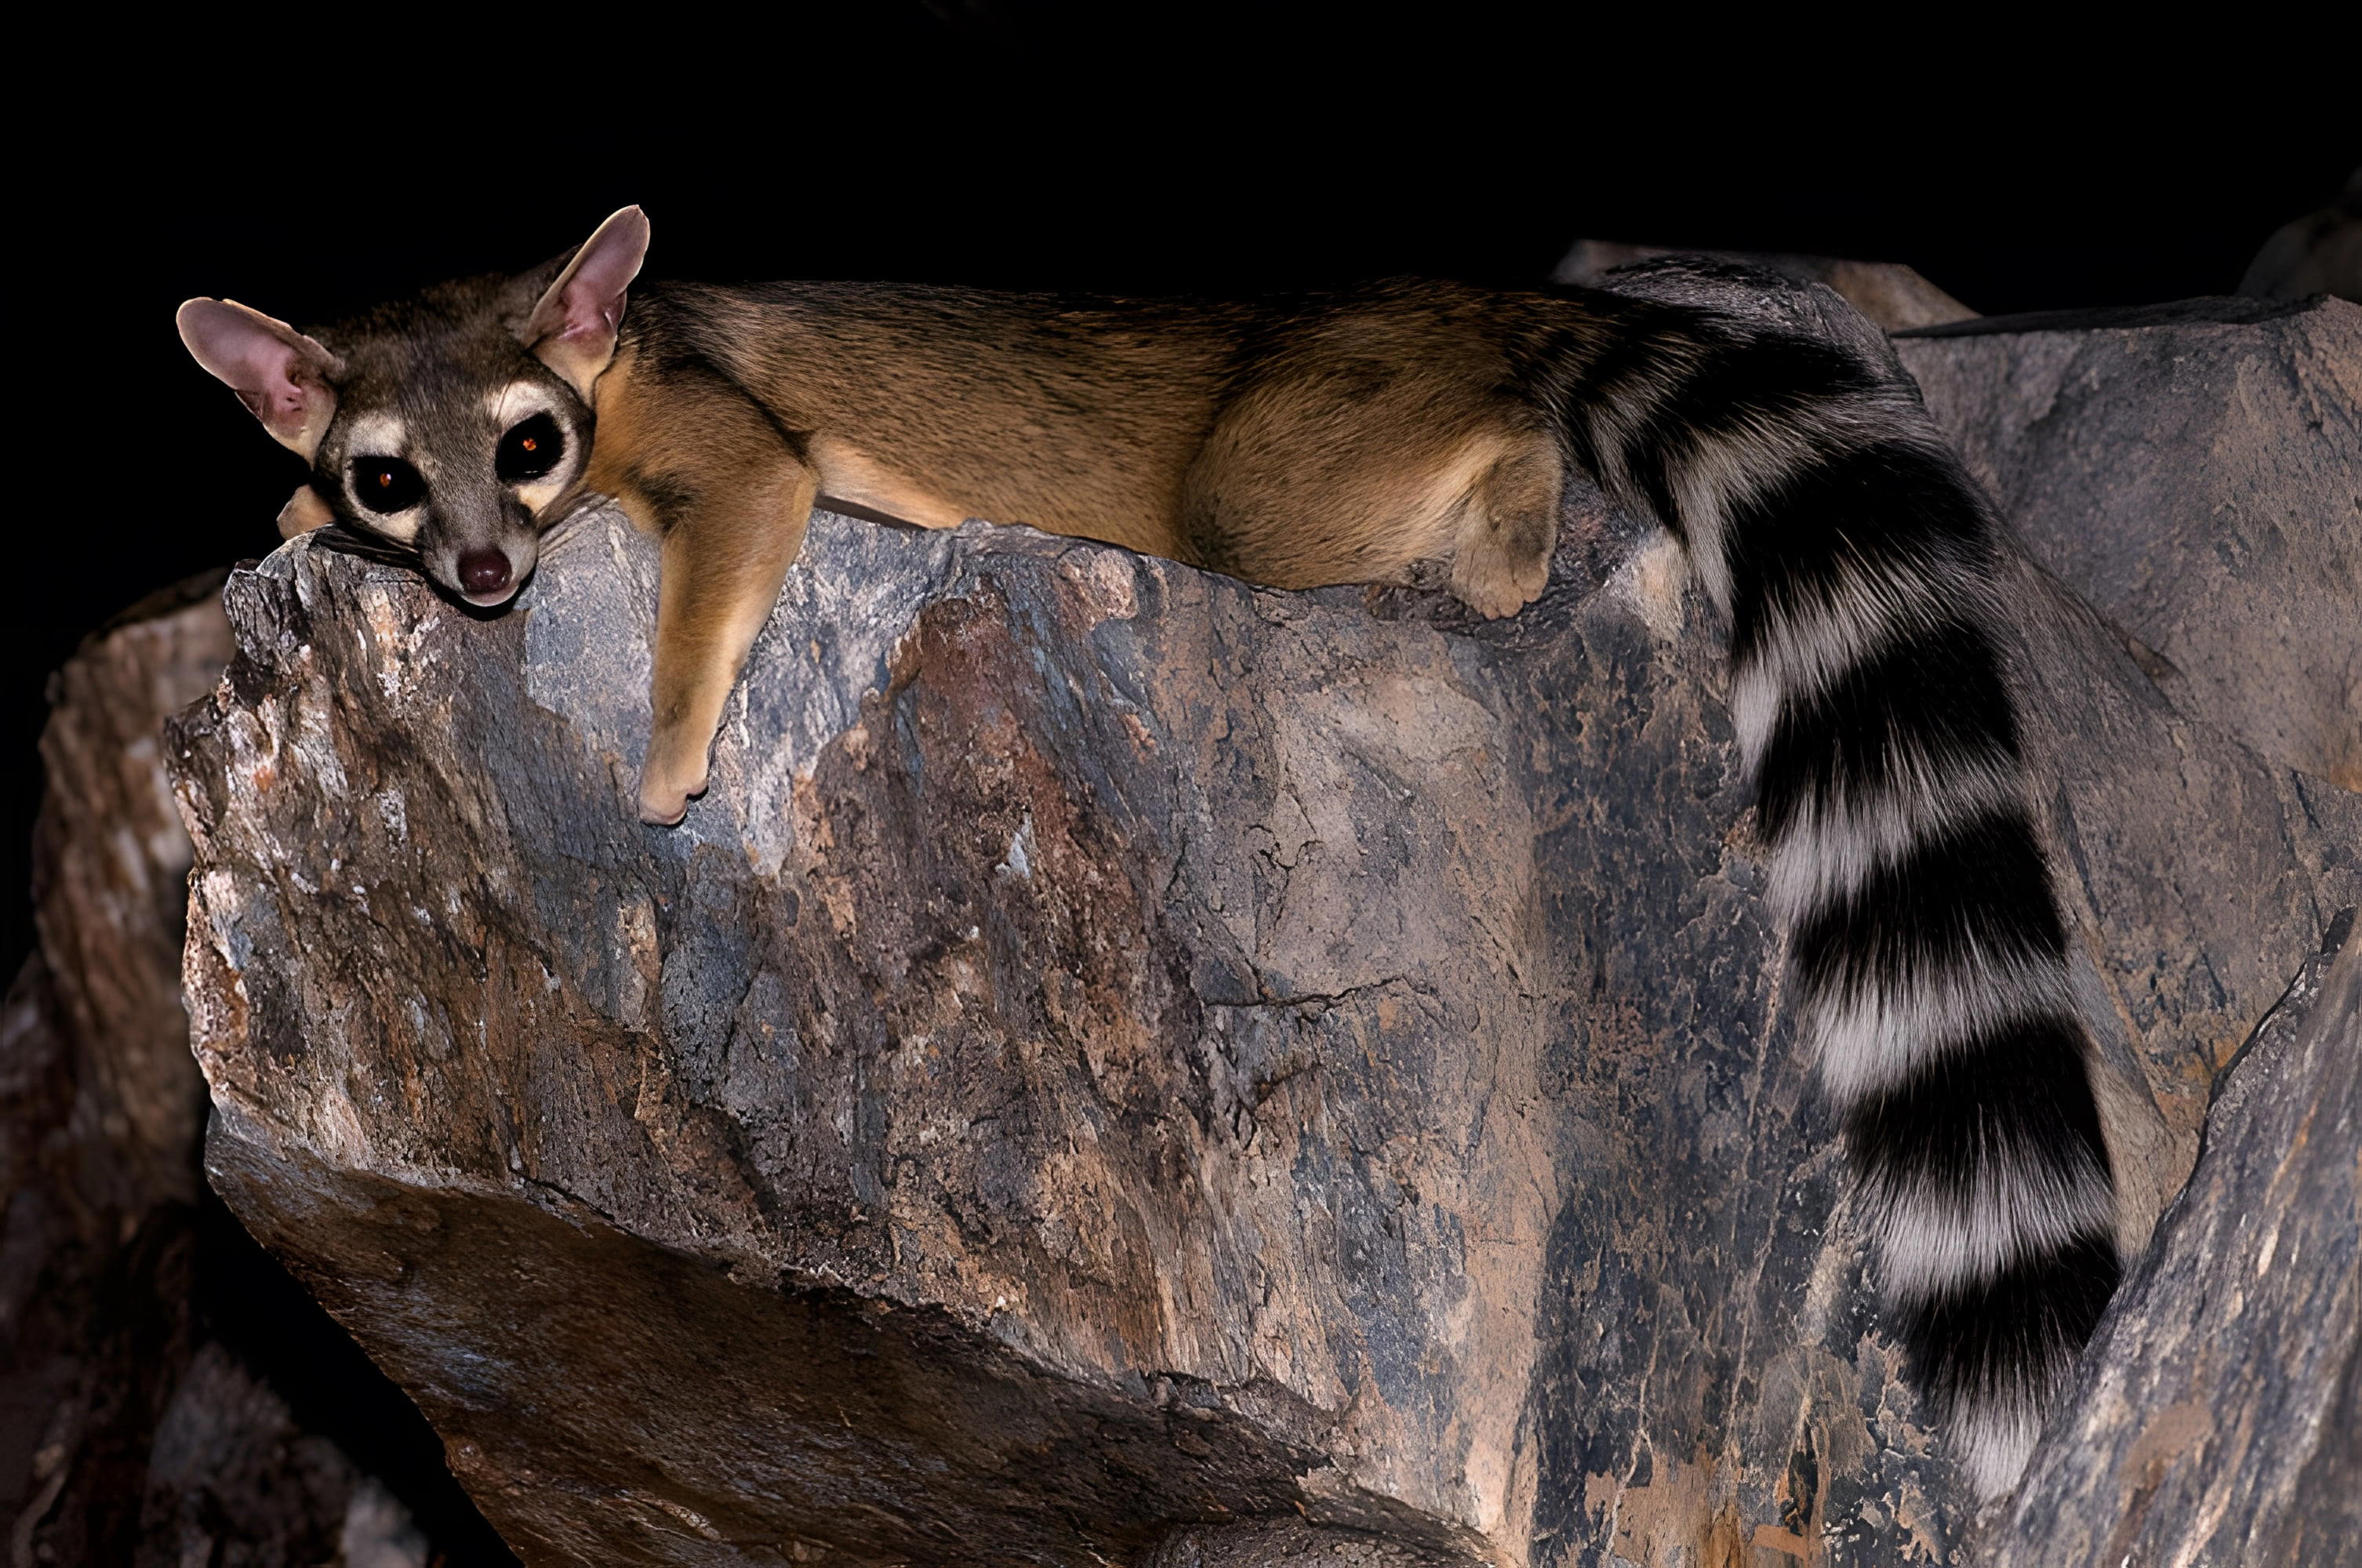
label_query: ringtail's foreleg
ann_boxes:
[627,448,816,824]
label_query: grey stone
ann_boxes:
[1896,294,2362,790]
[1982,916,2360,1567]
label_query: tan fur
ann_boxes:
[184,212,1612,824]
[276,485,336,539]
[582,279,1577,820]
[584,347,817,819]
[806,437,971,531]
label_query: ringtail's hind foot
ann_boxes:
[1447,439,1560,618]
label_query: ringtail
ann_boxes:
[180,207,2121,1498]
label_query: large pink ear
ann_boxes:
[522,206,649,397]
[177,299,343,458]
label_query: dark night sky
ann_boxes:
[9,12,2354,968]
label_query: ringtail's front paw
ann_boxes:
[637,751,708,826]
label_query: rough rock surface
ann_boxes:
[1986,916,2360,1568]
[2,578,244,1563]
[27,575,232,1216]
[1,579,491,1565]
[1895,295,2362,789]
[171,260,2360,1568]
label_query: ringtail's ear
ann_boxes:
[177,299,343,459]
[522,205,649,398]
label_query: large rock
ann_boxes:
[1895,295,2362,789]
[0,579,501,1565]
[169,267,2358,1568]
[185,499,1792,1566]
[1986,916,2360,1567]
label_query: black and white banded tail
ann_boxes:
[1554,287,2122,1497]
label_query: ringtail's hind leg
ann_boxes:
[1446,436,1560,618]
[1185,374,1561,614]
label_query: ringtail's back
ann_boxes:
[180,208,2124,1500]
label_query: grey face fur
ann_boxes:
[181,257,597,608]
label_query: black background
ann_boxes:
[9,9,2355,971]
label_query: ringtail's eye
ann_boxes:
[351,456,427,514]
[496,413,565,483]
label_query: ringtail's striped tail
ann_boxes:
[1548,289,2123,1497]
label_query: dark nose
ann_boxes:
[457,549,511,597]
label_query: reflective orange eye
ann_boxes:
[497,413,563,483]
[351,456,424,514]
